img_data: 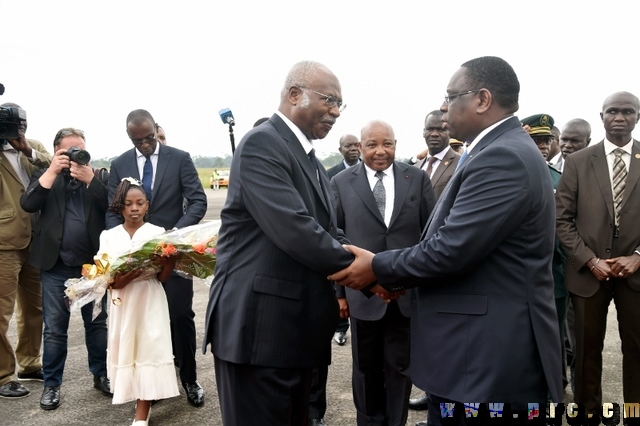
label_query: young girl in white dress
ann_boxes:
[99,177,179,425]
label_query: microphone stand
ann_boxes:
[227,121,236,154]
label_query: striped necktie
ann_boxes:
[612,148,627,225]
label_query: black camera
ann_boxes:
[63,146,91,165]
[0,105,27,140]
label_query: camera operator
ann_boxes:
[20,128,111,410]
[0,102,51,399]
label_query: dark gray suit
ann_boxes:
[332,161,434,425]
[106,143,207,384]
[203,114,354,424]
[372,117,562,406]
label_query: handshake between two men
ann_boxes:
[328,244,404,302]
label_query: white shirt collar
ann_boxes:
[466,116,513,153]
[276,111,313,155]
[603,138,633,156]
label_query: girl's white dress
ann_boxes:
[99,222,180,404]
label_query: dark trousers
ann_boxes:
[563,298,577,394]
[351,301,412,426]
[571,278,640,414]
[162,272,197,384]
[336,316,349,333]
[214,356,312,425]
[41,262,107,387]
[308,364,328,420]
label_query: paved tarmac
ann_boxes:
[3,188,624,425]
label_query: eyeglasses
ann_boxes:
[444,90,480,104]
[130,133,156,147]
[299,87,346,112]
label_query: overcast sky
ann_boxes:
[3,1,639,161]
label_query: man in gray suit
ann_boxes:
[106,109,207,407]
[413,110,460,201]
[556,91,640,422]
[332,119,435,426]
[203,60,354,425]
[330,56,562,425]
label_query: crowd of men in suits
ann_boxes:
[3,56,640,426]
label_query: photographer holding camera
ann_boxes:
[20,128,111,410]
[0,102,51,399]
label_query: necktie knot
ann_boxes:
[614,148,624,158]
[375,171,385,181]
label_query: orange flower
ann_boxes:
[161,243,177,257]
[192,243,206,254]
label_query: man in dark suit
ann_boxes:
[556,91,640,422]
[326,133,360,345]
[106,109,207,407]
[413,110,460,200]
[20,128,111,410]
[327,134,361,180]
[330,56,562,425]
[332,119,434,426]
[203,60,354,425]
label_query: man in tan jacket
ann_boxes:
[0,102,51,399]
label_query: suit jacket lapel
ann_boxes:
[271,114,330,214]
[621,139,640,211]
[591,142,615,222]
[349,163,385,225]
[431,148,455,186]
[153,144,170,203]
[421,117,521,240]
[389,162,410,229]
[53,175,67,219]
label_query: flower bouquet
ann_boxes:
[64,220,221,319]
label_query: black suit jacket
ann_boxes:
[105,143,206,230]
[21,168,109,271]
[326,161,347,179]
[372,117,562,404]
[331,161,435,320]
[203,113,354,369]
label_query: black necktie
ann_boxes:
[142,155,153,201]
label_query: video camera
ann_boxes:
[63,146,91,165]
[0,105,27,140]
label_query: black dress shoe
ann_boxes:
[0,381,30,398]
[182,380,205,407]
[40,386,61,410]
[93,375,113,397]
[409,393,429,410]
[333,331,347,346]
[18,368,44,382]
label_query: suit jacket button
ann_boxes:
[606,248,611,253]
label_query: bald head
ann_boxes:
[338,134,360,166]
[560,118,591,158]
[360,120,396,171]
